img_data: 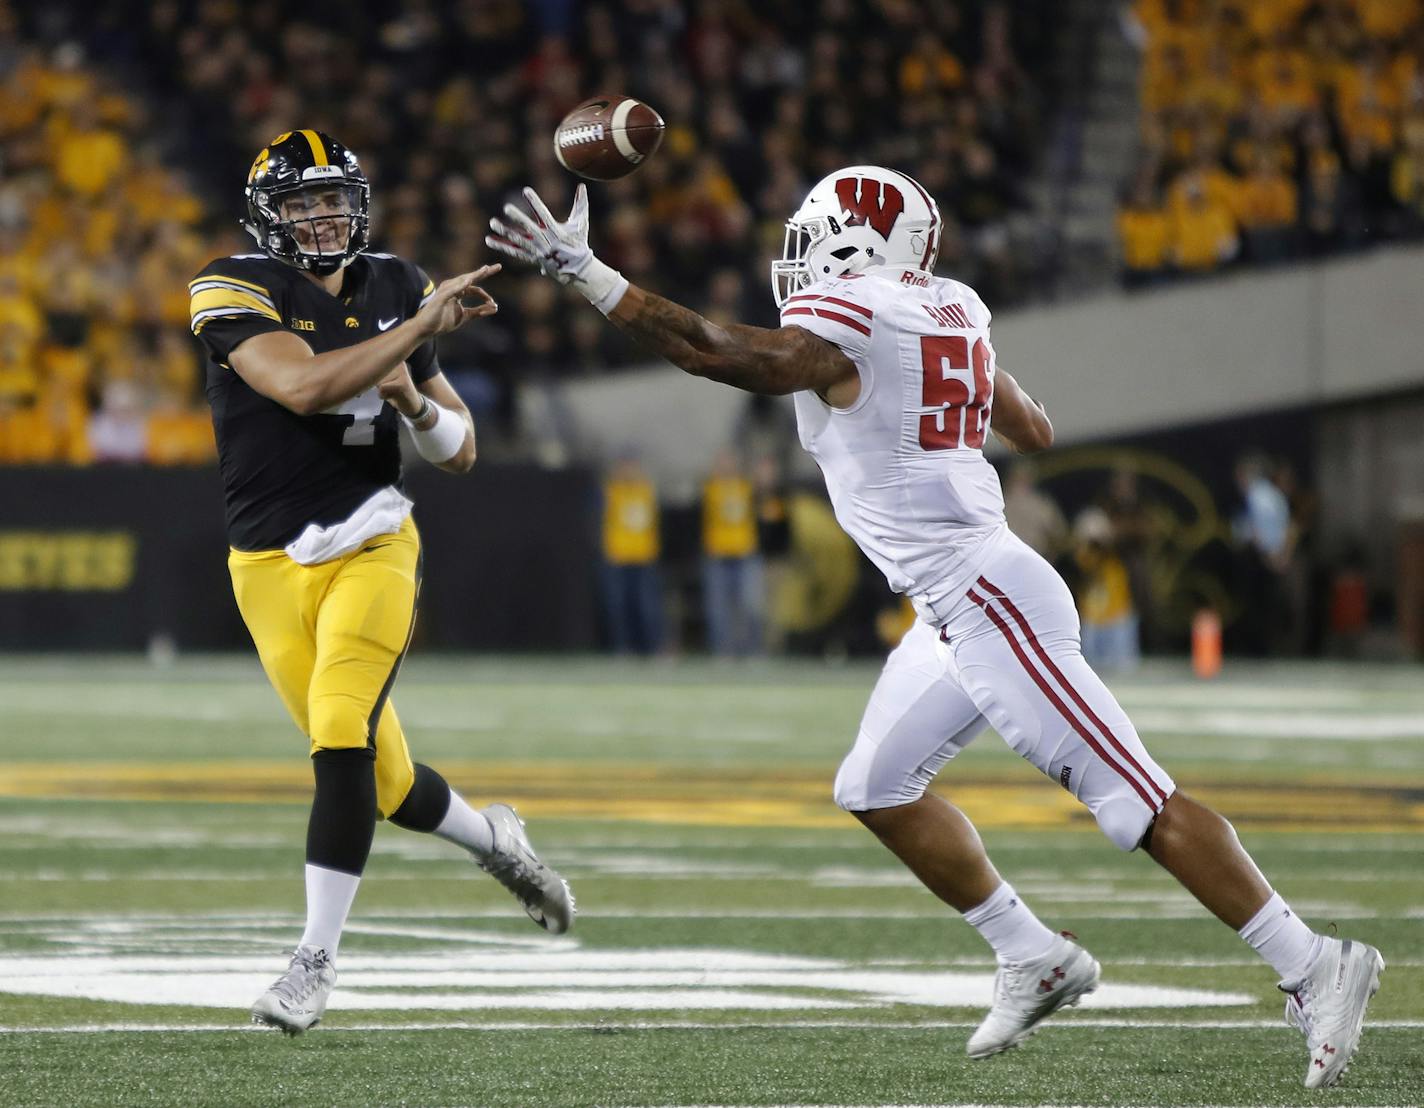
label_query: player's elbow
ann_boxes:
[272,368,339,416]
[448,438,477,472]
[1017,413,1054,453]
[280,385,324,417]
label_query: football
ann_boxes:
[553,95,664,181]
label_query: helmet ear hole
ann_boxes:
[830,247,858,260]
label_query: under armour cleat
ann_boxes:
[967,931,1100,1058]
[250,945,336,1035]
[478,803,576,934]
[1282,936,1384,1089]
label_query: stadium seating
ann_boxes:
[1119,0,1424,284]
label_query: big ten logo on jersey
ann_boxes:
[916,330,993,452]
[290,318,316,331]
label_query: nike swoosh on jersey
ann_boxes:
[377,317,399,331]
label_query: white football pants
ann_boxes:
[833,530,1175,850]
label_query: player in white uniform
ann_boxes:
[487,167,1383,1088]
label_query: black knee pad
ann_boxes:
[389,762,453,833]
[307,748,377,876]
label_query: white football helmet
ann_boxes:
[772,165,942,307]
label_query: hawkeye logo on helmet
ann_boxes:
[247,148,270,185]
[301,165,343,180]
[835,178,905,239]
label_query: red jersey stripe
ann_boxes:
[782,306,872,337]
[786,293,873,319]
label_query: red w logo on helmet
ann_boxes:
[835,178,905,238]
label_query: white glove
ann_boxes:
[485,185,628,315]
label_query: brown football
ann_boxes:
[553,95,664,181]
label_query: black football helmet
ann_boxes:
[244,129,370,275]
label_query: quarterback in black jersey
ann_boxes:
[190,130,574,1035]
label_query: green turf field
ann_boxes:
[1,655,1421,1107]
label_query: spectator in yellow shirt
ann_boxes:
[1072,508,1140,671]
[899,36,964,96]
[701,449,764,656]
[1252,45,1320,120]
[146,396,217,465]
[1390,115,1424,228]
[1117,179,1172,287]
[1169,171,1239,271]
[601,454,664,656]
[0,382,91,465]
[1234,153,1299,262]
[53,99,128,199]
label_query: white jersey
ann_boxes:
[785,267,1008,626]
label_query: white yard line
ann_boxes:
[1,1018,1421,1034]
[1,905,1418,924]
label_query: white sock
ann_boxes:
[963,882,1058,964]
[1239,891,1323,982]
[298,863,361,960]
[433,789,495,856]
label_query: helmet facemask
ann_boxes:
[248,176,370,276]
[771,216,881,308]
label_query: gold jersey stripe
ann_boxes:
[189,287,282,324]
[188,272,272,296]
[189,279,275,308]
[191,308,278,335]
[299,129,328,166]
[191,307,272,335]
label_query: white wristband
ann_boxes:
[404,401,466,463]
[571,254,628,315]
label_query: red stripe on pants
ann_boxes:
[976,576,1168,806]
[967,588,1160,811]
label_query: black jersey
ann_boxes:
[189,251,440,551]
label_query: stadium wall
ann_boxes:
[0,466,601,652]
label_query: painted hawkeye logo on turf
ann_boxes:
[0,916,1255,1014]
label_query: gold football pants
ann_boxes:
[228,515,420,818]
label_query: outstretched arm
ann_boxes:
[606,285,855,397]
[486,186,857,401]
[991,367,1053,454]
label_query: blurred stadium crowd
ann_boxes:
[1117,0,1424,282]
[0,0,1061,461]
[2,0,1422,463]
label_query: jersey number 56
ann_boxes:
[918,335,992,451]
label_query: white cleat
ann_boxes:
[250,945,336,1036]
[967,932,1101,1059]
[1282,936,1385,1089]
[478,803,576,934]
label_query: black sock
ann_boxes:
[389,762,453,833]
[307,748,377,876]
